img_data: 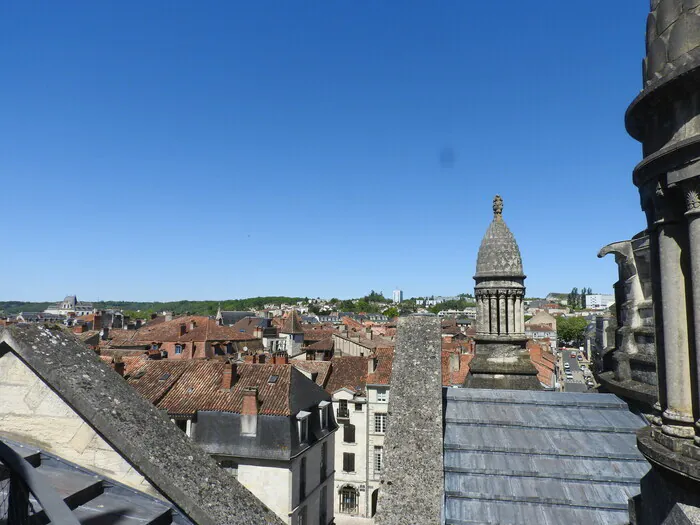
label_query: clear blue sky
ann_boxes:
[1,1,649,302]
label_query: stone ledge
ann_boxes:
[596,371,657,408]
[638,426,700,483]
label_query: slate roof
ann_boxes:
[218,311,255,326]
[1,437,195,524]
[475,196,525,278]
[443,388,649,525]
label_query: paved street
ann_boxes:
[561,349,593,392]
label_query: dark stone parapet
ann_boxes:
[597,371,658,410]
[375,315,443,525]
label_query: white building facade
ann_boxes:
[585,293,615,310]
[392,289,403,304]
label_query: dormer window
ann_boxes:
[318,400,330,429]
[297,411,310,443]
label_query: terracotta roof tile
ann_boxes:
[126,360,299,416]
[325,356,368,394]
[306,337,334,352]
[293,361,332,388]
[366,348,393,385]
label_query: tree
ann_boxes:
[383,307,399,319]
[557,316,589,346]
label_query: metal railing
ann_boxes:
[0,441,80,525]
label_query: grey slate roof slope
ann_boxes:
[443,388,650,525]
[1,437,194,524]
[0,324,283,525]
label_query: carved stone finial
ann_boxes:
[493,195,503,217]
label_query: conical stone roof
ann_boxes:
[475,195,525,279]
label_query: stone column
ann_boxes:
[684,182,700,445]
[498,291,506,335]
[478,295,486,334]
[508,294,516,334]
[654,184,694,439]
[490,294,498,336]
[514,296,522,334]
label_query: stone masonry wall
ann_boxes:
[374,315,443,525]
[0,348,159,497]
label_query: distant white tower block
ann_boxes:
[392,289,403,304]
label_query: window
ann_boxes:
[320,486,327,525]
[339,486,359,514]
[320,442,327,480]
[299,457,307,500]
[375,446,383,474]
[375,413,387,434]
[342,452,355,472]
[343,423,355,444]
[175,344,183,354]
[297,411,310,443]
[354,403,363,412]
[319,400,330,429]
[174,419,186,432]
[337,399,349,418]
[377,389,388,403]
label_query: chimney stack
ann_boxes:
[368,355,378,374]
[450,352,460,372]
[242,387,259,415]
[257,354,266,364]
[179,323,187,337]
[190,320,197,331]
[221,362,237,389]
[165,312,173,323]
[101,327,110,340]
[113,359,125,377]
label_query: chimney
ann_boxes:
[368,356,378,374]
[221,362,237,389]
[257,354,266,364]
[93,313,102,330]
[190,320,197,331]
[151,313,158,320]
[273,352,289,364]
[101,327,110,340]
[135,319,142,329]
[242,387,259,415]
[113,358,125,377]
[165,312,173,322]
[179,323,187,337]
[450,352,460,373]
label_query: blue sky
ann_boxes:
[1,1,649,301]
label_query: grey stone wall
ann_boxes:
[375,315,443,525]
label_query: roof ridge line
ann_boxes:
[443,445,645,461]
[444,419,638,434]
[444,491,629,511]
[444,468,644,484]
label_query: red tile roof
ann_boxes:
[442,351,473,387]
[366,348,393,385]
[306,337,334,352]
[126,360,304,416]
[281,310,303,334]
[325,356,368,394]
[293,360,333,388]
